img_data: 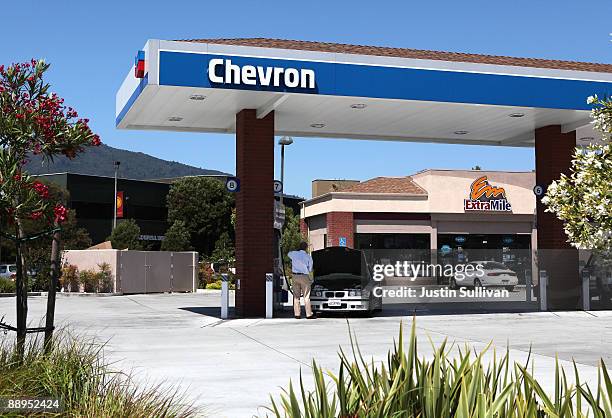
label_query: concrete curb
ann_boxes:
[0,292,43,298]
[57,292,123,297]
[196,289,236,294]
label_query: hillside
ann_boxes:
[25,144,228,180]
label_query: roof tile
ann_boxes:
[338,177,427,195]
[181,38,612,73]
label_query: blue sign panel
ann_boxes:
[338,237,347,247]
[158,51,612,111]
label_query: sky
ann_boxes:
[1,1,611,198]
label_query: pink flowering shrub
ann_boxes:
[0,60,100,227]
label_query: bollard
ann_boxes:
[525,269,532,303]
[581,269,590,311]
[265,273,273,319]
[221,273,229,319]
[539,270,548,311]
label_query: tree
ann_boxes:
[27,210,92,291]
[0,205,91,273]
[20,182,91,284]
[166,177,234,255]
[161,220,191,252]
[0,60,99,357]
[281,207,303,260]
[109,219,142,250]
[211,231,234,263]
[542,95,612,253]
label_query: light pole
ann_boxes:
[278,136,293,208]
[113,161,120,231]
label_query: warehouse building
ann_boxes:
[37,173,303,246]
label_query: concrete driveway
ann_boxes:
[0,292,610,417]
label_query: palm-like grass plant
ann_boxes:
[266,320,611,417]
[0,331,198,417]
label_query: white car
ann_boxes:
[0,264,17,280]
[450,261,518,292]
[310,247,382,314]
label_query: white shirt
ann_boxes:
[287,250,313,274]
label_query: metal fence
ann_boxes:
[63,250,197,294]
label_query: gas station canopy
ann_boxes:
[116,38,612,315]
[116,39,612,147]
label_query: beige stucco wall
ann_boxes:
[302,193,429,218]
[412,170,535,215]
[63,250,120,292]
[354,219,432,234]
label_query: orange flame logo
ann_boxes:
[469,176,506,200]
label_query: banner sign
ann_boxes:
[116,191,124,218]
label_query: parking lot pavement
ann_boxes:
[0,293,610,417]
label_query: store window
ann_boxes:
[437,234,532,283]
[356,233,431,271]
[355,233,430,250]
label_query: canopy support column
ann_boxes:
[535,125,580,310]
[235,109,275,317]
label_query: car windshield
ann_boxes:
[8,265,16,273]
[484,262,508,270]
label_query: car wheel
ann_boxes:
[505,286,515,292]
[474,278,483,288]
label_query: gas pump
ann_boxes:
[273,200,290,313]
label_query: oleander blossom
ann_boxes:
[53,204,68,224]
[31,181,49,199]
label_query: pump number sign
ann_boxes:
[225,177,240,193]
[273,180,283,193]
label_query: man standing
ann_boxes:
[287,241,316,319]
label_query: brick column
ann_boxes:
[235,109,274,317]
[326,212,354,247]
[535,125,580,310]
[299,218,308,239]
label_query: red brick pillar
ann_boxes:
[535,125,580,310]
[235,109,274,317]
[326,212,354,247]
[299,218,308,239]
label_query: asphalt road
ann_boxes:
[0,292,610,417]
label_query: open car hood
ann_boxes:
[312,247,363,277]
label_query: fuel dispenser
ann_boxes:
[273,200,290,314]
